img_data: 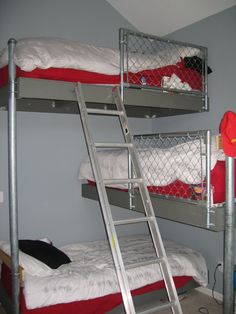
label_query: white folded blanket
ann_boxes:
[0,37,200,75]
[79,139,225,188]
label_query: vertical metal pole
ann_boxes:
[205,130,212,228]
[223,156,235,314]
[203,47,208,111]
[119,28,125,102]
[128,152,135,210]
[8,38,20,314]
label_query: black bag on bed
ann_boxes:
[19,239,71,269]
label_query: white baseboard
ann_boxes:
[195,286,223,302]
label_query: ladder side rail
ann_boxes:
[75,84,136,314]
[113,87,182,313]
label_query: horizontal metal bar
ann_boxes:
[114,216,153,225]
[11,78,206,116]
[86,108,123,115]
[94,142,133,148]
[103,178,142,185]
[121,27,207,50]
[125,258,162,270]
[134,129,208,139]
[127,82,204,97]
[137,301,175,314]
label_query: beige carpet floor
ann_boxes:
[157,289,223,313]
[0,289,223,313]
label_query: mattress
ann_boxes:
[0,234,207,311]
[79,139,235,204]
[2,266,193,314]
[0,37,202,91]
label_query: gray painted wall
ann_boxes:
[152,6,236,134]
[0,0,152,246]
[154,6,236,293]
[0,0,131,50]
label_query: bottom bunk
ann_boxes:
[0,235,207,314]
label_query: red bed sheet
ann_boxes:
[1,263,192,314]
[0,59,202,90]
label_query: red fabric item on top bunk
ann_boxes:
[129,60,202,91]
[1,263,192,314]
[0,65,121,87]
[0,61,202,91]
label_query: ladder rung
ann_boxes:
[103,178,142,185]
[114,216,154,225]
[86,108,123,116]
[94,142,133,148]
[137,301,176,314]
[126,258,163,270]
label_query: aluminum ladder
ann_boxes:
[75,83,183,314]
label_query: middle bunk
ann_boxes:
[81,130,232,231]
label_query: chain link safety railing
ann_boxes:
[133,131,209,203]
[120,29,207,95]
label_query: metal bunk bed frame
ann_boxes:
[1,29,234,313]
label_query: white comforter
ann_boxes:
[79,140,225,188]
[0,37,200,75]
[0,235,207,309]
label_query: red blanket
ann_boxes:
[0,59,202,90]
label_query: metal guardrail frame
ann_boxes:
[119,28,209,112]
[133,130,214,226]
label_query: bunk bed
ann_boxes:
[0,28,212,313]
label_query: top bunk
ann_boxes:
[0,29,209,117]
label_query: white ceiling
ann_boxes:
[107,0,236,36]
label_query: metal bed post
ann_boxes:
[119,28,125,103]
[206,130,213,228]
[8,38,20,314]
[203,47,208,112]
[128,153,135,210]
[223,156,235,314]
